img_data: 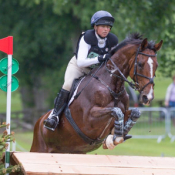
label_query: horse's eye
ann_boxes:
[138,62,143,68]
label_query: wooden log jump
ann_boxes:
[12,152,175,175]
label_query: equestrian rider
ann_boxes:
[44,10,119,131]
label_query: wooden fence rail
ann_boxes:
[11,152,175,175]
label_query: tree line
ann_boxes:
[0,0,174,111]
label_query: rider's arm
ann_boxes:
[76,36,99,68]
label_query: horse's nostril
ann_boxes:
[142,95,148,104]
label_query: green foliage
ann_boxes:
[0,123,21,174]
[0,0,174,108]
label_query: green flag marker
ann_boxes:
[0,75,19,92]
[0,57,19,75]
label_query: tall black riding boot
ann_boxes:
[44,88,70,131]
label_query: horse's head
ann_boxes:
[129,38,163,105]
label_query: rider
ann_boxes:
[44,10,119,131]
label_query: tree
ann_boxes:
[0,0,174,112]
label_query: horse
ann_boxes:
[30,33,163,153]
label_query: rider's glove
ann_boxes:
[98,53,111,63]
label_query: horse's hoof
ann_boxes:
[124,135,132,141]
[114,136,124,145]
[102,142,108,149]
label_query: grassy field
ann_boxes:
[0,89,22,112]
[1,76,175,157]
[13,131,175,157]
[154,77,172,101]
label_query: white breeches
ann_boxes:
[62,56,91,91]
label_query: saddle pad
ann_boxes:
[68,77,85,106]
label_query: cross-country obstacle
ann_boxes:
[11,152,175,175]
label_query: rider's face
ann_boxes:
[94,25,111,38]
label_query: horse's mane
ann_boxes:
[110,33,156,55]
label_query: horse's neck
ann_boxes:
[112,45,137,76]
[96,63,125,93]
[94,45,136,93]
[108,45,137,91]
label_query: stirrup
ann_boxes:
[44,116,59,131]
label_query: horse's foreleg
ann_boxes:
[102,107,125,150]
[111,107,124,144]
[103,108,141,150]
[90,106,129,150]
[91,106,125,150]
[90,107,113,117]
[123,108,141,135]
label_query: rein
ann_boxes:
[106,46,156,92]
[91,73,125,102]
[105,59,137,89]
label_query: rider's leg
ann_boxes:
[44,88,70,131]
[44,56,91,131]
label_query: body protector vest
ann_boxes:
[75,29,118,59]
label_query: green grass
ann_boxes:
[0,89,22,112]
[12,131,175,157]
[154,77,172,100]
[13,132,33,151]
[90,138,175,157]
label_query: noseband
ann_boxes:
[106,46,157,92]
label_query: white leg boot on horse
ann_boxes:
[44,88,70,131]
[103,108,141,150]
[102,107,124,150]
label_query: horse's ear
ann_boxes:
[140,38,148,51]
[154,40,163,51]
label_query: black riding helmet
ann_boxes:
[91,10,115,27]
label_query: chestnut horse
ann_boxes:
[30,33,163,153]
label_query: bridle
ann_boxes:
[133,47,156,91]
[106,45,157,92]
